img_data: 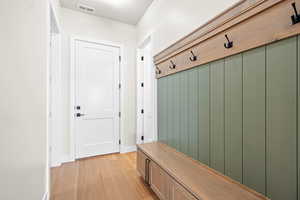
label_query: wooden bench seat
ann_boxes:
[137,142,269,200]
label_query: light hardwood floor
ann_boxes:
[50,152,159,200]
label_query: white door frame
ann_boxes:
[136,47,144,144]
[49,0,62,166]
[70,36,123,161]
[48,1,61,199]
[136,36,158,145]
[49,32,62,167]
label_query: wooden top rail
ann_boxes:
[138,142,269,200]
[154,0,300,78]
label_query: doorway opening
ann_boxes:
[136,36,157,145]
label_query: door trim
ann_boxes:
[136,36,158,145]
[70,36,123,161]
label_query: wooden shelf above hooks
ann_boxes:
[154,0,300,79]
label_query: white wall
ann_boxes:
[137,0,240,55]
[59,8,138,160]
[0,0,48,200]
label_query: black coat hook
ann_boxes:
[189,51,197,62]
[224,34,233,49]
[156,67,161,74]
[169,60,176,69]
[291,3,300,24]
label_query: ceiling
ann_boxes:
[60,0,153,25]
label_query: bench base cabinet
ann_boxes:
[137,149,197,200]
[137,143,268,200]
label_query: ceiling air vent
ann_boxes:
[77,4,95,13]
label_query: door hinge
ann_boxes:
[119,56,121,62]
[119,139,121,145]
[141,56,144,61]
[141,136,144,141]
[141,82,144,87]
[141,109,144,114]
[119,83,121,89]
[119,112,121,117]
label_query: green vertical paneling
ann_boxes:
[298,35,300,200]
[210,59,225,173]
[224,54,243,183]
[157,35,300,200]
[157,78,162,142]
[166,76,172,146]
[180,71,189,155]
[187,68,199,160]
[266,37,297,200]
[243,47,266,195]
[168,75,175,148]
[177,73,183,152]
[158,78,167,144]
[157,78,162,141]
[164,77,169,145]
[198,65,210,165]
[163,77,168,144]
[173,73,180,150]
[165,76,169,145]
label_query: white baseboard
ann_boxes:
[60,154,75,164]
[42,192,49,200]
[51,155,74,168]
[120,145,137,153]
[51,160,62,167]
[52,148,136,167]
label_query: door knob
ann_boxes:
[75,106,81,110]
[76,113,85,117]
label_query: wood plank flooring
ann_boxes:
[50,152,159,200]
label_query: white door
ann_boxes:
[74,39,120,159]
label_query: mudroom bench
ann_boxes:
[137,142,269,200]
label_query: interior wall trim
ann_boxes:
[154,0,300,78]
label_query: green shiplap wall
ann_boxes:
[187,69,199,160]
[224,54,243,182]
[298,37,300,200]
[198,65,210,165]
[158,77,167,143]
[157,36,299,200]
[266,37,297,200]
[180,71,189,155]
[210,60,225,173]
[243,47,266,195]
[166,75,172,146]
[173,73,180,150]
[167,75,174,147]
